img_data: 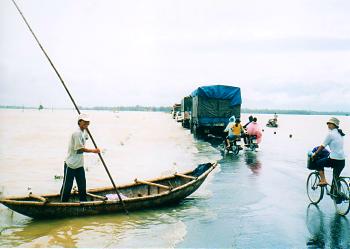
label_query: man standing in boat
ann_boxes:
[60,114,100,202]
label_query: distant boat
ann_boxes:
[266,118,278,128]
[0,162,217,219]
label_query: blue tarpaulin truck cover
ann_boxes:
[191,85,242,106]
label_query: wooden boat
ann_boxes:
[266,119,278,128]
[0,162,217,219]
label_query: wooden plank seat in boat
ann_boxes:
[175,173,197,180]
[86,192,107,201]
[28,193,47,203]
[134,179,172,190]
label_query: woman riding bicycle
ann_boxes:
[312,117,346,186]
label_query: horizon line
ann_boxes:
[0,105,349,116]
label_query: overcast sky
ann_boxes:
[1,0,350,111]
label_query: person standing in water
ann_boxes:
[60,113,100,202]
[273,112,278,121]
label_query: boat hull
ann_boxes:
[1,163,216,219]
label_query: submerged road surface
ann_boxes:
[177,115,350,248]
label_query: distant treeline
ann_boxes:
[0,105,171,112]
[83,106,171,112]
[1,105,349,116]
[0,105,36,110]
[242,108,350,116]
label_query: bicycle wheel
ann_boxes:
[306,172,324,204]
[333,178,350,216]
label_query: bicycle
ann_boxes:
[306,170,350,216]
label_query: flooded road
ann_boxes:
[0,110,349,248]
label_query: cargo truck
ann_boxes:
[190,85,242,138]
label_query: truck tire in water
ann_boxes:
[193,125,203,139]
[190,122,194,134]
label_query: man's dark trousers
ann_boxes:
[60,163,87,202]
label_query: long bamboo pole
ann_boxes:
[11,0,128,214]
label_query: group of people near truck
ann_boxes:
[224,115,263,150]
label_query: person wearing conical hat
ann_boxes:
[312,117,346,187]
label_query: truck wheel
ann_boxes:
[194,126,204,139]
[191,123,197,134]
[193,125,198,137]
[193,125,201,138]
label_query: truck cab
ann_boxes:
[171,104,181,119]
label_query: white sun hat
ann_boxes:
[326,117,339,127]
[78,113,90,122]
